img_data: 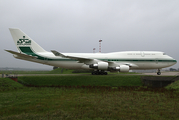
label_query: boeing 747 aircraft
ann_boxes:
[5,28,177,75]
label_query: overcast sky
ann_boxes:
[0,0,179,70]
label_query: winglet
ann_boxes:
[51,50,66,57]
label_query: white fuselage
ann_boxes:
[18,51,176,70]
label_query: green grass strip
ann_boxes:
[18,75,142,87]
[165,80,179,90]
[0,78,24,91]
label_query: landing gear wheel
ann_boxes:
[91,71,108,75]
[157,69,161,75]
[157,72,161,75]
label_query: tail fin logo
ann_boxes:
[17,36,31,45]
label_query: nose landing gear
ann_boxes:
[157,69,161,75]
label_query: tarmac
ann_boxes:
[143,72,179,76]
[0,72,179,78]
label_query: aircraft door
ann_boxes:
[155,58,158,64]
[141,51,145,57]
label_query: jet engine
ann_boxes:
[89,62,130,72]
[89,62,108,70]
[109,65,130,72]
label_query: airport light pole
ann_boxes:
[99,39,102,53]
[93,48,96,53]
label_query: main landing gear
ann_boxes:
[157,69,161,75]
[92,70,108,75]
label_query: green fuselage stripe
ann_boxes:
[18,47,177,63]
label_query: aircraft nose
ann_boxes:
[175,59,177,64]
[172,59,177,65]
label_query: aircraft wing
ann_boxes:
[51,50,99,64]
[51,50,137,68]
[5,50,37,59]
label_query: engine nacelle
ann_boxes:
[89,62,108,70]
[109,65,129,72]
[89,64,98,69]
[119,65,130,72]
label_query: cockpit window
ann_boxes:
[163,53,166,55]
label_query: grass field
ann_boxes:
[18,75,142,87]
[0,76,179,119]
[166,80,179,90]
[0,78,24,92]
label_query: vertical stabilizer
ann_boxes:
[9,28,46,53]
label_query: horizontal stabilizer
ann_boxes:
[5,50,37,59]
